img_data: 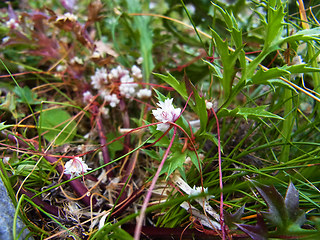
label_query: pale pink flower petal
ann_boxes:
[152,98,181,132]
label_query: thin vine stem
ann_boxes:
[134,127,177,240]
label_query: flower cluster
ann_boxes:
[6,18,19,29]
[56,12,78,22]
[85,64,152,108]
[64,157,91,178]
[152,98,181,132]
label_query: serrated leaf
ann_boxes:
[251,67,290,84]
[186,150,200,172]
[38,108,77,145]
[203,60,223,79]
[282,27,320,43]
[284,65,320,75]
[153,73,188,101]
[154,72,207,132]
[225,205,245,229]
[236,214,268,240]
[285,182,306,227]
[255,182,307,234]
[218,106,283,121]
[0,122,13,131]
[263,79,297,92]
[265,3,285,49]
[256,185,287,228]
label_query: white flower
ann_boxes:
[205,100,213,110]
[56,64,67,72]
[119,74,138,98]
[2,36,10,44]
[56,12,78,22]
[83,91,93,103]
[100,107,109,118]
[104,93,120,107]
[186,4,196,15]
[137,57,143,65]
[131,65,143,79]
[292,55,305,65]
[91,51,102,59]
[108,66,129,80]
[91,68,108,89]
[291,55,305,79]
[190,186,214,201]
[70,56,83,65]
[152,98,181,132]
[6,18,19,29]
[64,157,91,178]
[137,88,152,99]
[3,157,10,165]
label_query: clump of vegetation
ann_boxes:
[0,0,320,239]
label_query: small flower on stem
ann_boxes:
[64,157,91,178]
[6,18,19,29]
[152,98,181,132]
[137,88,152,99]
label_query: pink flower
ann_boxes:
[64,157,91,178]
[152,98,181,132]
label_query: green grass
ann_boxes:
[0,0,320,239]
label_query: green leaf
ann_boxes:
[251,68,290,84]
[264,2,285,49]
[13,86,41,105]
[0,92,24,118]
[106,132,124,159]
[218,106,283,121]
[256,184,287,228]
[153,73,188,101]
[126,0,154,80]
[255,182,307,234]
[105,226,134,240]
[186,150,200,172]
[224,205,245,229]
[282,27,320,43]
[284,65,320,75]
[38,108,77,145]
[0,122,13,131]
[160,151,187,178]
[285,182,306,227]
[154,73,208,133]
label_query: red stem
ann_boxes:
[211,108,226,239]
[134,127,177,240]
[96,111,114,178]
[3,132,96,207]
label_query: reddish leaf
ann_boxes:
[224,205,245,229]
[255,184,287,229]
[236,214,268,240]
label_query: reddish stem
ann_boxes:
[2,132,96,207]
[95,108,114,178]
[134,127,177,240]
[19,188,60,216]
[210,108,226,239]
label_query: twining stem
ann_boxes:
[210,108,227,239]
[3,132,96,207]
[95,107,114,178]
[117,99,132,202]
[134,127,177,240]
